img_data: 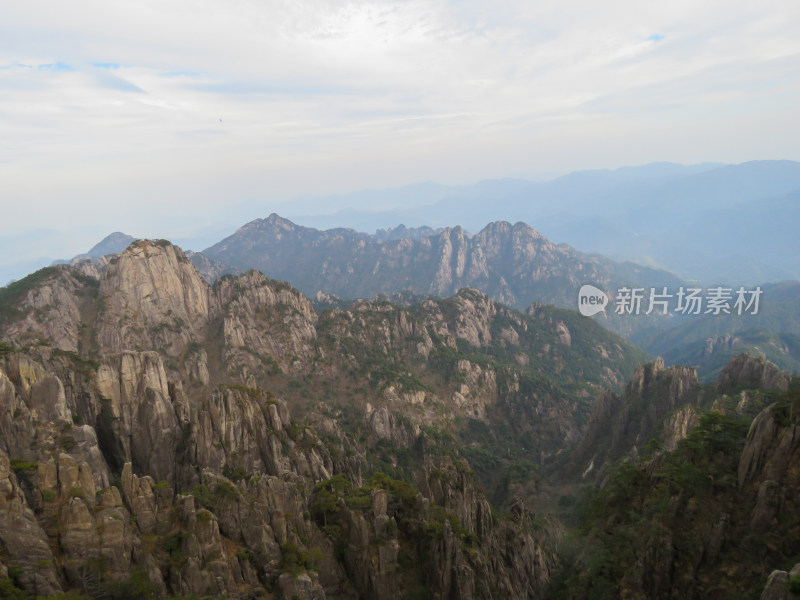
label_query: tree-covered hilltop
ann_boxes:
[552,364,800,600]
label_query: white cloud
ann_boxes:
[0,0,799,279]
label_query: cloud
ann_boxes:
[91,68,145,92]
[0,0,799,281]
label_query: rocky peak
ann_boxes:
[97,240,213,355]
[1,265,97,353]
[716,353,791,393]
[512,220,545,239]
[263,212,298,231]
[573,358,701,476]
[86,232,136,259]
[214,270,319,375]
[198,214,680,342]
[374,224,440,242]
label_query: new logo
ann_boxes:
[578,284,608,317]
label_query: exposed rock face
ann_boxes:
[97,240,213,355]
[572,353,794,481]
[738,399,800,537]
[201,214,681,325]
[0,349,332,598]
[0,450,61,596]
[558,350,800,600]
[662,404,700,451]
[3,238,799,600]
[573,357,700,476]
[759,563,800,600]
[718,353,791,393]
[4,241,643,598]
[2,266,93,353]
[214,270,318,375]
[0,342,565,598]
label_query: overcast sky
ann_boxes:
[1,0,799,281]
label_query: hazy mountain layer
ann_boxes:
[290,161,800,284]
[202,214,684,339]
[633,281,800,381]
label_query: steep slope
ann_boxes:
[552,355,800,599]
[0,241,647,599]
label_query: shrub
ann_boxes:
[10,459,38,476]
[0,577,30,600]
[214,480,239,500]
[222,465,250,482]
[235,548,250,563]
[196,509,214,524]
[280,542,324,575]
[103,568,159,600]
[789,574,800,594]
[189,484,215,509]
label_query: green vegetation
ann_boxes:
[152,480,171,494]
[0,266,59,327]
[311,471,473,553]
[279,542,324,575]
[161,530,189,566]
[188,484,215,509]
[552,384,800,600]
[221,465,250,482]
[0,577,30,600]
[104,568,160,600]
[52,349,99,375]
[9,459,38,477]
[789,574,800,594]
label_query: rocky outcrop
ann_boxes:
[738,400,800,537]
[0,350,322,597]
[214,270,318,375]
[97,241,213,355]
[0,333,570,599]
[0,238,661,599]
[573,358,700,476]
[2,266,96,353]
[201,214,680,327]
[718,354,791,394]
[759,563,800,600]
[0,450,61,596]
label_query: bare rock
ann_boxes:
[0,449,62,596]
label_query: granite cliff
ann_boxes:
[1,240,797,599]
[0,240,643,599]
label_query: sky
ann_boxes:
[1,0,799,282]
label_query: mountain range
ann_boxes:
[0,238,798,599]
[287,160,800,285]
[198,214,799,380]
[49,206,800,382]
